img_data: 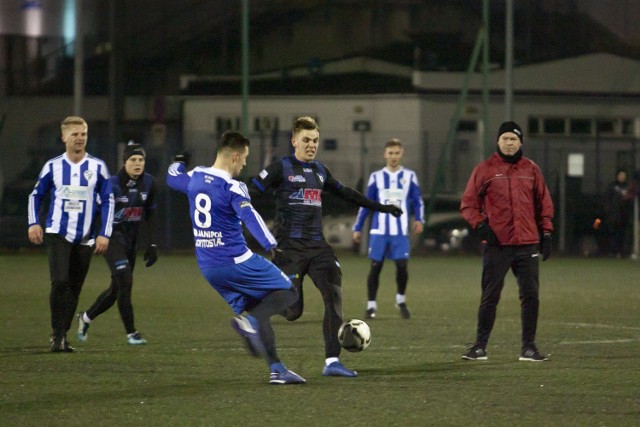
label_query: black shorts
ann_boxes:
[273,238,342,288]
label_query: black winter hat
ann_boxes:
[497,121,523,143]
[123,141,146,162]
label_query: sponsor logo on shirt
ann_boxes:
[116,207,144,222]
[60,185,88,200]
[380,189,402,207]
[289,188,322,206]
[193,229,225,248]
[288,175,306,183]
[303,168,312,173]
[63,200,84,213]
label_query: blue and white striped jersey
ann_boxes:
[28,152,114,244]
[353,167,424,236]
[167,162,277,268]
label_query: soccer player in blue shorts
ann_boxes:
[352,139,424,320]
[167,130,305,385]
[28,116,114,352]
[250,117,402,377]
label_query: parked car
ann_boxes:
[322,195,482,254]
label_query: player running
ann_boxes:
[250,116,402,377]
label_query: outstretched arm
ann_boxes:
[326,176,402,217]
[166,162,190,193]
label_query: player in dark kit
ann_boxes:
[250,116,402,377]
[77,142,158,345]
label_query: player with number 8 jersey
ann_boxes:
[167,130,305,385]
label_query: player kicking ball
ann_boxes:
[167,131,305,385]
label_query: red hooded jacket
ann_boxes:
[460,152,554,245]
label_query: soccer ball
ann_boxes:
[338,319,371,352]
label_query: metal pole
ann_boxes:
[241,0,249,136]
[505,0,514,121]
[425,27,484,223]
[482,0,490,155]
[633,197,639,259]
[108,0,124,170]
[559,151,566,253]
[73,0,83,115]
[359,130,368,256]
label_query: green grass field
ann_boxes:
[1,252,639,426]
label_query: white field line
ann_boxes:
[559,338,638,345]
[551,322,640,331]
[551,321,640,345]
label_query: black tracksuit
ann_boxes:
[85,169,156,333]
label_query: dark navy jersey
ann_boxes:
[251,155,345,241]
[111,168,156,243]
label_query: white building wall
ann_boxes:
[182,91,640,196]
[183,95,424,188]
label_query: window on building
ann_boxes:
[528,116,633,137]
[457,120,477,132]
[543,118,565,134]
[596,119,615,134]
[570,118,591,135]
[621,119,634,136]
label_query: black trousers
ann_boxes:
[86,231,138,334]
[46,233,93,338]
[273,238,343,358]
[475,244,540,347]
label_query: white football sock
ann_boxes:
[325,357,339,366]
[396,294,406,305]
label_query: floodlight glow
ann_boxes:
[22,0,43,37]
[63,0,76,54]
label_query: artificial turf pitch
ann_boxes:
[1,252,639,426]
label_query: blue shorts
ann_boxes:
[368,235,410,261]
[200,253,292,314]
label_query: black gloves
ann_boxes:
[477,220,499,246]
[541,233,552,261]
[144,244,158,267]
[379,204,403,218]
[172,151,191,166]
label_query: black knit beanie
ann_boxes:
[123,142,146,162]
[496,121,523,143]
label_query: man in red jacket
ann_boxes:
[460,121,554,362]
